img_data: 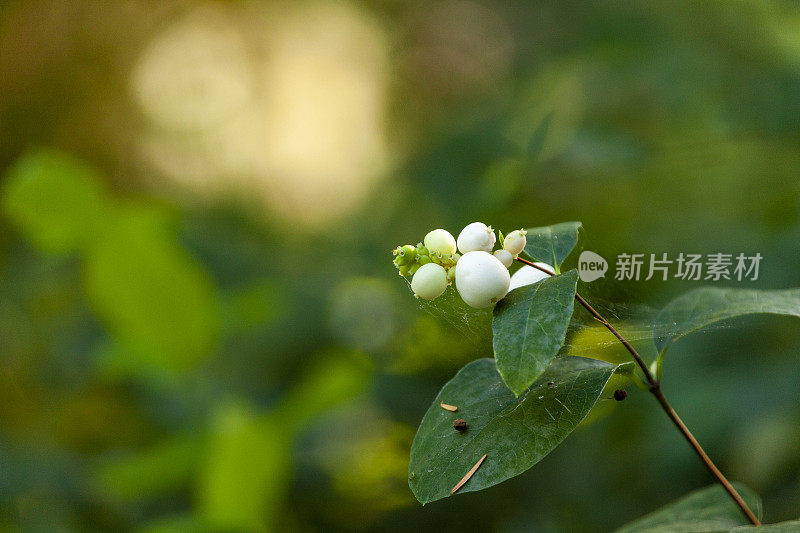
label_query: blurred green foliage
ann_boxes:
[3,150,107,253]
[4,149,220,373]
[1,0,799,531]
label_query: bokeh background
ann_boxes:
[1,1,800,531]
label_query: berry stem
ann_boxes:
[515,257,761,526]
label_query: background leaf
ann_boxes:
[2,148,108,253]
[198,402,293,532]
[653,287,800,355]
[408,356,616,504]
[83,204,220,372]
[522,221,582,272]
[732,520,800,531]
[198,351,371,531]
[492,270,578,395]
[94,434,202,501]
[614,483,763,532]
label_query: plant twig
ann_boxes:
[514,257,761,526]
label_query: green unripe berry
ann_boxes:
[416,244,428,256]
[440,252,460,268]
[446,266,456,283]
[398,264,411,276]
[401,244,417,262]
[418,254,432,265]
[408,263,421,276]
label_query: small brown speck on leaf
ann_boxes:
[613,389,627,401]
[450,454,487,495]
[453,419,467,431]
[440,402,458,412]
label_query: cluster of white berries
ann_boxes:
[393,223,537,308]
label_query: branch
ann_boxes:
[514,257,761,526]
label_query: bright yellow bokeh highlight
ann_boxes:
[132,2,390,229]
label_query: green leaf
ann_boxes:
[614,483,763,533]
[198,403,293,532]
[82,203,220,371]
[653,287,800,355]
[409,356,616,504]
[522,221,582,272]
[138,514,202,533]
[198,352,371,531]
[94,434,202,501]
[732,520,800,532]
[279,349,373,433]
[492,270,578,395]
[2,148,108,253]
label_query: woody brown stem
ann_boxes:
[515,257,761,526]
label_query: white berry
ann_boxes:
[455,251,510,308]
[411,263,448,300]
[423,229,456,256]
[509,263,553,291]
[457,222,496,254]
[503,229,527,255]
[493,249,514,268]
